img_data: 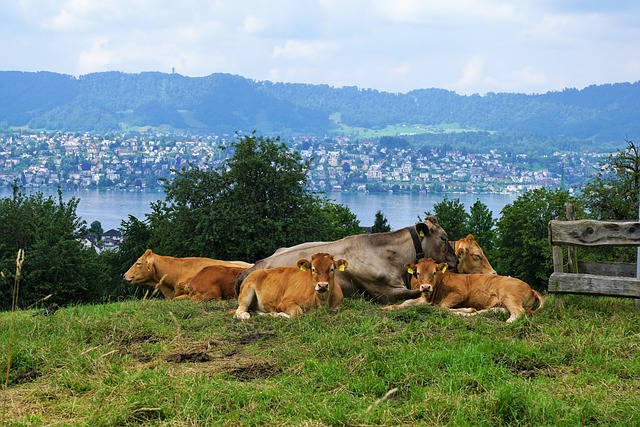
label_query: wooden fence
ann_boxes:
[548,215,640,308]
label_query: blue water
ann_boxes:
[0,188,517,231]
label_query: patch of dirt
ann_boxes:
[119,333,159,347]
[7,367,42,385]
[493,355,552,379]
[228,361,281,381]
[238,333,276,344]
[166,352,212,363]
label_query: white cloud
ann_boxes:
[78,36,112,73]
[456,55,486,90]
[2,0,639,94]
[238,15,266,34]
[272,40,334,60]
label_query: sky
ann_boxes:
[2,0,639,95]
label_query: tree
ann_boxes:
[427,196,469,241]
[492,188,581,291]
[0,185,109,310]
[144,133,361,262]
[89,220,104,240]
[467,199,495,252]
[371,210,391,233]
[581,139,640,220]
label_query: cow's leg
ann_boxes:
[382,297,427,311]
[449,307,478,315]
[270,312,291,318]
[374,287,421,305]
[437,294,466,310]
[234,285,256,320]
[505,306,525,323]
[189,293,203,301]
[474,307,508,315]
[206,287,222,301]
[172,294,189,301]
[156,283,175,300]
[285,304,304,319]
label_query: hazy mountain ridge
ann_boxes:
[0,70,638,142]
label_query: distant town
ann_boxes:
[0,130,606,195]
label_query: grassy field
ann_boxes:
[1,294,639,426]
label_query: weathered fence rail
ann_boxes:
[548,218,640,307]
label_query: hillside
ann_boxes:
[0,71,638,143]
[2,296,639,425]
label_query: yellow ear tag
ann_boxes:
[407,268,414,275]
[299,265,307,272]
[419,230,425,237]
[442,265,447,273]
[339,265,345,271]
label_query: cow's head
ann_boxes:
[297,253,348,297]
[415,216,458,270]
[123,249,156,284]
[405,258,447,301]
[455,234,496,274]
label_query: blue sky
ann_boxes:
[2,0,639,95]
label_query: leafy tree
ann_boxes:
[371,210,391,233]
[428,196,469,241]
[143,133,361,262]
[89,220,104,240]
[467,199,495,252]
[0,185,109,310]
[492,188,581,291]
[581,139,640,220]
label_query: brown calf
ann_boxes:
[175,265,248,301]
[234,253,347,320]
[384,257,544,323]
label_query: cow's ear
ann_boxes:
[415,222,429,237]
[297,259,311,271]
[404,262,417,275]
[335,259,348,271]
[146,257,154,272]
[456,246,466,258]
[437,262,448,272]
[144,248,153,256]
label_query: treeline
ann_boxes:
[0,71,638,149]
[1,134,637,311]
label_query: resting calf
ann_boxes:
[383,258,544,323]
[234,253,347,320]
[175,265,248,301]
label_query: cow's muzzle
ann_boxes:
[315,282,329,292]
[420,284,433,294]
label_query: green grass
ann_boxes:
[328,113,479,139]
[1,295,639,426]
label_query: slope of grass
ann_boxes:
[1,295,639,426]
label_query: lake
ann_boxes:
[0,188,518,231]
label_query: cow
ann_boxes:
[235,217,458,305]
[383,257,544,323]
[174,265,248,301]
[234,253,347,320]
[452,234,496,275]
[123,249,253,299]
[407,234,496,290]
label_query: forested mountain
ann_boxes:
[0,70,638,145]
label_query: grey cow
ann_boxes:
[235,216,458,305]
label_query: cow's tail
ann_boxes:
[234,266,254,296]
[526,289,545,315]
